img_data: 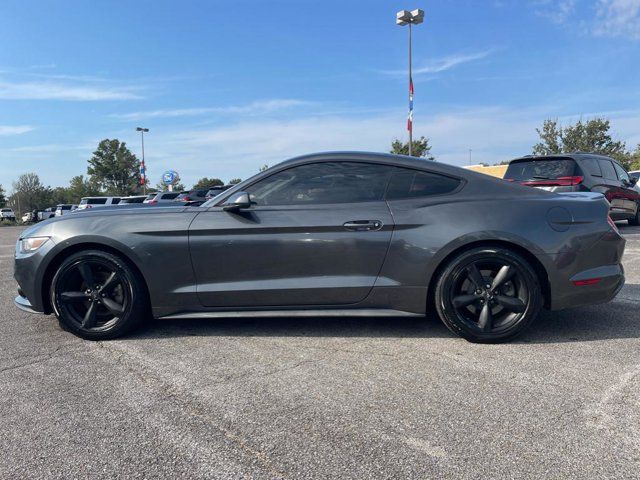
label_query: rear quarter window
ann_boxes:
[385,169,461,200]
[598,160,618,180]
[580,158,602,177]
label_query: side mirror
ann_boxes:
[629,176,638,186]
[223,192,252,212]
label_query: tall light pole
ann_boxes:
[136,127,149,194]
[396,9,424,157]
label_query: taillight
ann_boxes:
[149,200,157,205]
[184,196,191,201]
[573,278,602,286]
[607,215,619,233]
[521,176,584,187]
[86,205,92,209]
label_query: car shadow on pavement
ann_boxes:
[515,283,640,344]
[127,284,640,344]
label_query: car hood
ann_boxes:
[20,204,194,239]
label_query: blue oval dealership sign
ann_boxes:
[162,170,180,186]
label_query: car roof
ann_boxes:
[276,151,481,178]
[210,150,548,204]
[508,153,617,163]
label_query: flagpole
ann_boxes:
[136,127,149,194]
[408,21,413,156]
[396,9,423,157]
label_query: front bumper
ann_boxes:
[14,294,43,314]
[13,237,57,314]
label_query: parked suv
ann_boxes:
[143,191,181,204]
[1,208,16,221]
[504,153,640,225]
[77,197,121,210]
[175,188,209,202]
[205,185,232,200]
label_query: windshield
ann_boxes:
[504,158,576,181]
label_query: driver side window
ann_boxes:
[245,162,393,206]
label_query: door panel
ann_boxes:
[189,202,394,307]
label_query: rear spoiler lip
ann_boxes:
[555,192,606,201]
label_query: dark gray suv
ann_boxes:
[504,153,640,225]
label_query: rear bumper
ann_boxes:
[550,264,625,310]
[545,230,626,310]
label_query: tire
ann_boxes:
[435,246,543,343]
[50,250,149,340]
[628,205,639,226]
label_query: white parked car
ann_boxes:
[1,208,16,221]
[54,204,78,216]
[38,207,56,221]
[119,195,147,204]
[77,196,121,210]
[21,212,33,223]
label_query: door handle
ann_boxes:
[343,220,383,231]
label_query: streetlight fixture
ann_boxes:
[396,9,424,156]
[136,127,149,194]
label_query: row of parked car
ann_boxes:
[16,185,233,223]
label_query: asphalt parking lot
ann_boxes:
[0,225,638,479]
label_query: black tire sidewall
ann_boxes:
[50,250,147,340]
[435,247,542,343]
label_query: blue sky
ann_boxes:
[1,0,639,190]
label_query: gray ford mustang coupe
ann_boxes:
[14,152,625,342]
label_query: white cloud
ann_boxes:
[0,125,34,136]
[110,99,312,121]
[594,0,640,39]
[533,0,576,24]
[134,105,640,187]
[0,79,142,101]
[381,50,496,77]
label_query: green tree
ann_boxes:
[533,118,630,166]
[229,178,242,185]
[87,139,142,195]
[390,136,435,160]
[628,144,640,171]
[66,175,101,203]
[0,185,6,208]
[192,177,223,190]
[9,173,51,214]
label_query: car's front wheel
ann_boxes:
[50,250,148,340]
[435,246,542,343]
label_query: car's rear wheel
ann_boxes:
[435,246,542,343]
[50,250,148,340]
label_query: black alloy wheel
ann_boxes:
[435,246,542,343]
[50,250,148,340]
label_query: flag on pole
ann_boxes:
[407,78,414,132]
[140,161,146,185]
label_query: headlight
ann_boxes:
[20,236,50,254]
